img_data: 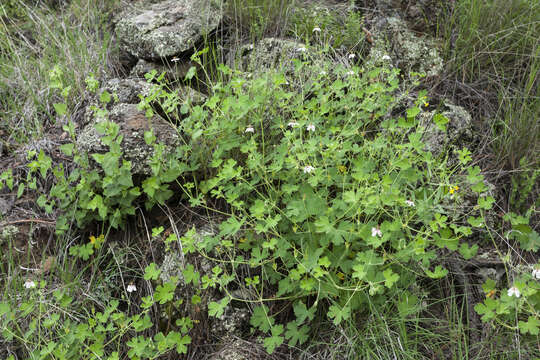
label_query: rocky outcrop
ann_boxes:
[78,102,180,175]
[115,0,222,60]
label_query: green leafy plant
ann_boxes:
[0,276,192,359]
[169,57,509,353]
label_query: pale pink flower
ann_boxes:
[405,200,415,207]
[371,227,382,238]
[306,123,315,132]
[24,279,36,289]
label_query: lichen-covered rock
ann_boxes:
[77,103,180,175]
[208,339,262,360]
[211,307,250,338]
[102,78,153,105]
[159,252,184,284]
[1,225,18,241]
[372,16,443,79]
[419,102,473,155]
[115,0,222,60]
[229,38,312,75]
[130,58,197,82]
[83,78,152,125]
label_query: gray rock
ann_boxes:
[177,86,207,107]
[419,102,473,155]
[77,103,180,175]
[229,38,312,75]
[101,78,153,105]
[159,252,184,284]
[115,0,222,60]
[130,58,197,82]
[83,78,152,125]
[372,17,443,79]
[0,197,12,217]
[0,225,18,241]
[209,339,259,360]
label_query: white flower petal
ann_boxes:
[348,53,356,59]
[127,284,137,293]
[532,269,540,280]
[245,126,254,133]
[312,27,321,33]
[405,200,415,207]
[306,124,315,132]
[303,165,315,174]
[24,280,36,289]
[507,286,521,298]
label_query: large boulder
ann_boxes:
[115,0,222,60]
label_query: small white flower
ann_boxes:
[171,57,180,62]
[306,123,315,132]
[245,126,254,133]
[346,70,355,76]
[371,227,382,238]
[24,279,36,289]
[312,27,321,33]
[303,165,315,174]
[532,268,540,280]
[507,286,521,298]
[296,47,307,52]
[320,70,327,75]
[247,44,254,50]
[348,53,356,59]
[382,54,392,61]
[287,121,299,128]
[127,284,137,293]
[405,200,415,207]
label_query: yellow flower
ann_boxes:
[89,235,96,244]
[449,185,459,195]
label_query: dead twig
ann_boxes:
[0,219,55,227]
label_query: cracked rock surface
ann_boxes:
[115,0,222,60]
